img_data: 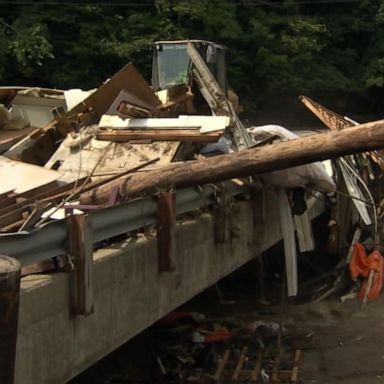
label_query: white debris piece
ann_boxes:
[248,125,336,192]
[98,114,230,133]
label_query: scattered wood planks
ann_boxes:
[212,347,301,383]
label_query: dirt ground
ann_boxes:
[71,269,384,384]
[285,296,384,384]
[183,288,384,384]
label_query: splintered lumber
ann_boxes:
[299,95,352,131]
[187,42,253,150]
[251,351,263,381]
[214,349,231,381]
[232,346,248,380]
[96,129,221,142]
[81,119,384,204]
[291,350,301,382]
[0,158,159,231]
[299,95,384,169]
[67,64,161,123]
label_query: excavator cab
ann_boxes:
[152,40,228,93]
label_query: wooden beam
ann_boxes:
[68,214,94,316]
[0,256,21,384]
[96,129,221,142]
[157,191,176,272]
[81,119,384,204]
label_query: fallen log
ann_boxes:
[81,119,384,204]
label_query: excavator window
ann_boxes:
[153,43,191,90]
[152,41,228,93]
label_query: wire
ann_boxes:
[0,1,156,5]
[339,158,378,243]
[0,0,366,5]
[309,187,381,209]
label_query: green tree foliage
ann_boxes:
[0,18,53,80]
[1,0,384,111]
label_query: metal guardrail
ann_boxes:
[0,185,247,266]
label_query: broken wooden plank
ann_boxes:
[0,158,159,232]
[362,268,375,307]
[0,155,61,195]
[81,119,384,204]
[251,350,263,382]
[117,101,156,118]
[68,214,94,316]
[67,64,161,122]
[299,95,384,169]
[157,191,176,272]
[96,129,222,143]
[294,211,315,253]
[290,349,301,382]
[99,114,229,133]
[0,178,87,229]
[187,42,253,150]
[271,355,280,382]
[299,95,351,131]
[0,126,37,154]
[214,349,231,381]
[232,346,248,381]
[345,227,362,265]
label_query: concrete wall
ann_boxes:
[14,190,319,383]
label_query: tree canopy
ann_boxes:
[1,0,384,113]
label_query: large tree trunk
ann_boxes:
[82,119,384,203]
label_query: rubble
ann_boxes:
[2,39,384,384]
[0,39,384,306]
[145,310,300,383]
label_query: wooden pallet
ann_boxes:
[213,347,301,383]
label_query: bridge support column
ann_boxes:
[0,255,21,384]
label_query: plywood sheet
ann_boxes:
[0,156,61,194]
[45,136,179,183]
[67,64,161,123]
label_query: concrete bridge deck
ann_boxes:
[14,189,324,383]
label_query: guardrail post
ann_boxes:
[157,191,176,272]
[251,187,266,246]
[69,214,94,316]
[0,255,21,384]
[213,184,231,244]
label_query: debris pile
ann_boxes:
[152,311,300,383]
[0,40,384,310]
[294,96,384,305]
